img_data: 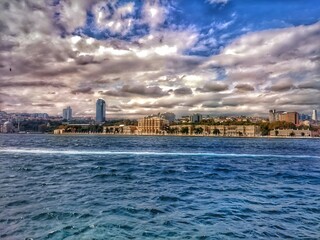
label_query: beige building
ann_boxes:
[270,129,313,137]
[138,116,169,134]
[103,125,137,134]
[170,125,261,137]
[53,129,65,134]
[208,125,261,137]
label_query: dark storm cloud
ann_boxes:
[99,90,130,97]
[0,39,19,52]
[33,66,79,77]
[31,103,56,107]
[0,81,67,88]
[0,92,10,97]
[0,92,10,104]
[202,102,221,108]
[156,75,186,86]
[268,82,296,92]
[86,55,203,79]
[196,82,229,92]
[71,87,94,95]
[0,38,78,78]
[284,93,320,106]
[94,77,121,84]
[122,99,183,109]
[123,85,169,97]
[75,55,96,65]
[107,105,122,112]
[122,93,229,110]
[234,83,255,92]
[124,95,224,110]
[100,84,169,98]
[222,97,266,107]
[227,69,270,82]
[297,81,320,90]
[173,87,193,96]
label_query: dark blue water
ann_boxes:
[0,135,319,239]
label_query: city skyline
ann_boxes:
[0,1,320,118]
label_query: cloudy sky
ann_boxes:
[0,0,319,118]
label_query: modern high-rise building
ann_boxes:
[190,113,203,123]
[96,99,106,123]
[300,114,311,121]
[269,109,276,122]
[269,109,299,124]
[159,112,176,123]
[63,106,72,121]
[279,112,299,125]
[312,110,318,121]
[269,109,286,122]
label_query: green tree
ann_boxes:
[180,127,189,134]
[212,128,220,135]
[194,127,204,134]
[165,126,178,134]
[260,122,270,136]
[38,124,47,133]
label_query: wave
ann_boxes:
[0,148,319,159]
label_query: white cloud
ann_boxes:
[92,1,135,35]
[207,0,229,4]
[56,0,100,33]
[0,1,319,117]
[204,22,320,90]
[142,1,167,29]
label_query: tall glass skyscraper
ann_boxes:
[312,110,318,121]
[96,99,106,123]
[63,106,72,121]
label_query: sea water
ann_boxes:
[0,134,319,239]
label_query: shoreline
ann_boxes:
[26,132,320,139]
[1,133,319,139]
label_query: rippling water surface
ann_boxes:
[0,135,319,239]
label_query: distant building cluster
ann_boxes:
[0,110,60,133]
[1,98,319,137]
[0,111,50,122]
[269,110,299,124]
[60,99,107,124]
[269,109,318,125]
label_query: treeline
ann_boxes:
[60,125,103,133]
[259,121,314,136]
[13,120,62,133]
[198,119,256,126]
[169,120,316,136]
[103,119,138,126]
[58,119,138,133]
